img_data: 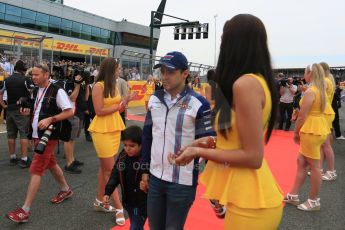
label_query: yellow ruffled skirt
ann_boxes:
[200,159,283,209]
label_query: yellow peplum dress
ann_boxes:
[88,82,125,158]
[200,74,283,229]
[323,77,335,130]
[299,85,330,159]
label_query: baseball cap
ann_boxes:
[153,51,188,70]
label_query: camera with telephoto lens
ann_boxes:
[17,97,33,109]
[71,67,94,85]
[34,124,55,154]
[279,78,288,87]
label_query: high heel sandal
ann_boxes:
[209,200,226,219]
[297,198,320,211]
[93,198,116,212]
[322,170,337,181]
[115,209,126,226]
[283,193,300,206]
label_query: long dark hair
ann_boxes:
[207,69,216,100]
[97,57,118,98]
[214,14,278,143]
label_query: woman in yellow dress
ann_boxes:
[192,76,204,96]
[170,14,283,229]
[144,75,155,111]
[319,62,337,181]
[88,57,127,225]
[284,64,329,211]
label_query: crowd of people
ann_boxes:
[1,13,344,230]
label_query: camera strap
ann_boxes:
[33,83,50,116]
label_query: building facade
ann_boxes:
[0,0,160,77]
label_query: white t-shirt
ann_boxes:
[280,84,297,103]
[92,69,99,77]
[3,62,14,75]
[32,87,72,138]
[164,91,181,109]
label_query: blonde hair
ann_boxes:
[307,63,326,112]
[319,62,336,88]
[26,68,33,77]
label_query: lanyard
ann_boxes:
[33,83,50,115]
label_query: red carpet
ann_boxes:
[127,114,145,122]
[112,123,299,229]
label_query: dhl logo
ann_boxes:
[89,48,108,56]
[56,42,79,52]
[130,84,147,101]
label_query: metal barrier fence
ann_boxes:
[0,34,43,68]
[120,50,215,81]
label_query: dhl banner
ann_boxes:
[127,81,208,108]
[0,29,109,57]
[128,81,146,107]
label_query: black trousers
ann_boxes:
[84,113,93,136]
[332,107,341,137]
[279,102,293,131]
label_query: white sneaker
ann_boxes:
[335,135,345,140]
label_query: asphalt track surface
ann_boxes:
[0,107,344,230]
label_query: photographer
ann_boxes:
[56,66,89,174]
[6,63,74,223]
[278,76,297,131]
[332,78,345,139]
[0,60,34,168]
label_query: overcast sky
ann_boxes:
[64,0,345,68]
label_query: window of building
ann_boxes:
[91,27,101,42]
[101,29,109,38]
[72,22,82,38]
[0,4,151,46]
[81,24,91,40]
[36,12,49,23]
[21,17,36,28]
[61,19,72,28]
[122,32,157,49]
[92,27,100,35]
[35,20,48,32]
[5,4,21,17]
[49,24,60,33]
[82,24,91,34]
[0,3,6,13]
[5,14,21,25]
[61,27,72,36]
[21,9,36,20]
[48,16,61,34]
[72,21,82,31]
[114,32,122,45]
[49,15,61,26]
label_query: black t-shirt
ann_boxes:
[2,73,33,109]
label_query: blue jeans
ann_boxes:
[126,206,146,230]
[147,175,196,230]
